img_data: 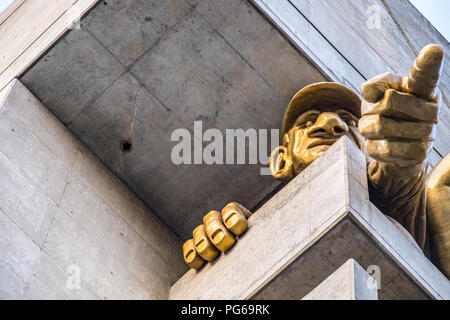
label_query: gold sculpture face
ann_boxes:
[283,109,360,174]
[270,83,364,181]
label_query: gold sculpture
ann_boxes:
[427,153,450,278]
[270,82,364,181]
[183,203,252,270]
[182,45,449,278]
[222,202,252,236]
[358,45,442,249]
[269,44,449,278]
[193,224,219,262]
[203,210,236,252]
[183,239,206,270]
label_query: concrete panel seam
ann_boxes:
[195,4,286,103]
[0,205,44,253]
[250,0,363,95]
[0,147,60,209]
[0,79,16,112]
[0,0,81,77]
[285,0,367,82]
[125,3,197,75]
[66,69,127,126]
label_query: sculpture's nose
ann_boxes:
[307,112,348,138]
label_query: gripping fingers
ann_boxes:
[193,224,219,261]
[203,210,236,252]
[362,89,439,123]
[361,72,403,103]
[184,204,252,269]
[183,239,206,270]
[366,140,432,166]
[359,114,435,141]
[222,202,252,236]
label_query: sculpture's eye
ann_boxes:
[294,111,319,129]
[336,111,357,127]
[347,120,356,127]
[305,121,313,128]
[295,119,314,129]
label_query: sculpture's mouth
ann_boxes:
[306,138,337,149]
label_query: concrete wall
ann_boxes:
[0,80,186,299]
[302,259,378,300]
[20,0,328,239]
[0,0,99,98]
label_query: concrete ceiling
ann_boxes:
[21,0,327,238]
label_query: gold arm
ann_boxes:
[426,153,450,279]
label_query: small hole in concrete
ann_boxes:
[120,140,133,153]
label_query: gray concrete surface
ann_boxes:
[169,136,450,300]
[21,0,327,239]
[0,80,186,299]
[302,259,378,300]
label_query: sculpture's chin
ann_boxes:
[292,145,335,175]
[309,145,331,154]
[306,145,331,162]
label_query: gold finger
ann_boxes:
[361,72,403,103]
[183,239,206,270]
[405,44,444,99]
[222,202,252,236]
[362,89,438,123]
[358,114,435,141]
[366,140,432,167]
[193,224,219,261]
[203,210,236,252]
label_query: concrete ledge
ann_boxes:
[302,259,378,300]
[0,79,15,112]
[169,136,450,300]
